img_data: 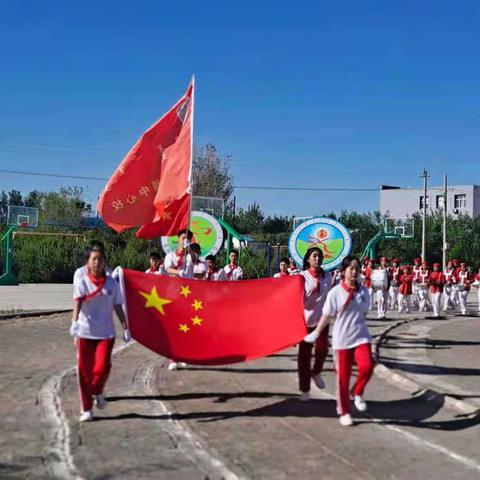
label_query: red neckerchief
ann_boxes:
[308,267,324,295]
[226,263,237,279]
[75,269,106,302]
[279,271,289,276]
[340,280,359,311]
[147,266,159,273]
[175,249,185,269]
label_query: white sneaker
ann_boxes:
[303,332,318,344]
[79,410,93,422]
[312,373,326,390]
[95,394,107,410]
[299,392,311,402]
[168,361,178,371]
[339,414,354,426]
[178,362,187,368]
[354,395,367,412]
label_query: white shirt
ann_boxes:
[164,251,194,279]
[145,265,166,275]
[224,264,243,281]
[193,261,208,278]
[301,269,332,328]
[205,269,227,281]
[322,283,372,350]
[73,269,122,339]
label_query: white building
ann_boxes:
[380,185,480,218]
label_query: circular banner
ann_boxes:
[288,217,352,272]
[161,210,224,260]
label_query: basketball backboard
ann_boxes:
[384,217,414,238]
[7,205,39,228]
[192,196,225,218]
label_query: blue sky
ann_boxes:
[1,0,479,217]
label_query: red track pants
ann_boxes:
[298,327,329,393]
[76,338,115,412]
[335,343,374,415]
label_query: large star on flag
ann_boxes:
[139,287,172,315]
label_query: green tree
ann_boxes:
[192,143,233,202]
[7,189,23,207]
[235,202,265,234]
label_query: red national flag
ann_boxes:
[123,270,307,365]
[97,80,194,238]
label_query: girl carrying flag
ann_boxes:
[297,247,332,401]
[71,242,129,422]
[304,255,374,426]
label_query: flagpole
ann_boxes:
[187,74,195,236]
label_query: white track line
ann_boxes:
[139,360,244,480]
[313,388,480,472]
[38,342,133,480]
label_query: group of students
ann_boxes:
[357,256,480,318]
[146,229,244,282]
[70,234,374,426]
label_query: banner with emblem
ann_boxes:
[98,79,194,237]
[123,269,306,365]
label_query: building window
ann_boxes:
[419,196,429,210]
[454,194,467,209]
[436,195,445,209]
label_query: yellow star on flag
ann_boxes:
[139,287,172,315]
[159,209,172,221]
[179,323,190,333]
[180,285,191,298]
[192,299,203,311]
[191,315,203,326]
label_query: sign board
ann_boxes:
[161,210,224,260]
[288,217,352,271]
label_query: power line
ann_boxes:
[0,168,108,182]
[0,168,381,192]
[233,185,379,192]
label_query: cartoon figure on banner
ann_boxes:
[307,227,336,259]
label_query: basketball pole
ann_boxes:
[418,168,429,262]
[442,174,448,268]
[0,226,19,286]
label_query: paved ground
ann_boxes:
[1,305,480,479]
[379,312,480,409]
[0,284,73,311]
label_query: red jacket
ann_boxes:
[428,272,446,293]
[455,271,473,290]
[444,268,456,285]
[399,274,413,295]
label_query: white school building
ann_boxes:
[380,184,480,219]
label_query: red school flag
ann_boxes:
[97,79,194,238]
[123,270,307,365]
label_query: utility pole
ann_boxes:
[418,168,429,262]
[442,174,448,268]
